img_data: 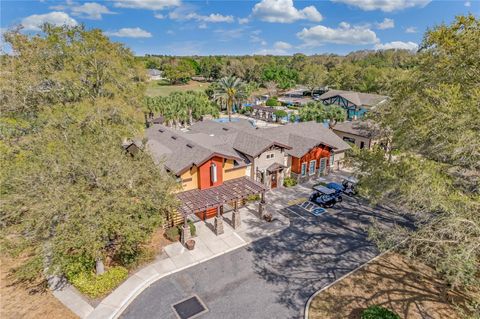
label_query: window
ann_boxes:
[266,154,275,159]
[329,154,334,167]
[210,163,217,183]
[343,136,356,145]
[309,160,316,175]
[301,163,307,176]
[360,141,365,149]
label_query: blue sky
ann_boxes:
[1,0,478,56]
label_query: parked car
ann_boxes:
[313,184,343,202]
[309,192,339,208]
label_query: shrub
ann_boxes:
[247,194,260,202]
[283,177,297,187]
[165,226,180,241]
[274,110,288,119]
[188,219,196,237]
[266,98,278,106]
[70,266,128,298]
[361,305,401,319]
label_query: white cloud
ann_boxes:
[465,1,471,7]
[375,41,418,51]
[71,2,115,20]
[331,0,431,12]
[154,13,165,19]
[405,26,417,33]
[238,17,250,24]
[168,7,234,23]
[21,11,78,31]
[252,0,323,23]
[213,28,245,41]
[274,41,292,50]
[105,27,152,38]
[375,18,394,29]
[113,0,181,10]
[297,22,378,46]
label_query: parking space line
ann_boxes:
[286,206,309,221]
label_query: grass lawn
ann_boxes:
[308,253,470,319]
[146,80,208,97]
[1,256,78,319]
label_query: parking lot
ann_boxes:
[121,187,414,319]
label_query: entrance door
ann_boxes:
[270,172,277,188]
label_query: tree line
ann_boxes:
[140,49,415,96]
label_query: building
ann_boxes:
[188,119,292,189]
[333,120,383,150]
[320,90,388,120]
[145,123,267,230]
[147,68,164,81]
[258,122,351,182]
[140,119,349,237]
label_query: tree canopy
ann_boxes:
[350,15,480,293]
[0,25,177,281]
[145,91,219,127]
[299,102,346,127]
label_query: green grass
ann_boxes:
[146,80,207,97]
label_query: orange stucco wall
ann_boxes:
[291,145,331,174]
[198,156,224,190]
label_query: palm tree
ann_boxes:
[213,76,247,122]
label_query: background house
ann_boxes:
[320,90,388,120]
[333,120,384,150]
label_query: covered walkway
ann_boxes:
[175,177,268,242]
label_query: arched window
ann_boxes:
[210,163,217,183]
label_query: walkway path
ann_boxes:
[82,205,289,319]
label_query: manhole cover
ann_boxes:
[172,295,208,319]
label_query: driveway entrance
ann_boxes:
[120,194,414,319]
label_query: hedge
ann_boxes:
[70,266,128,298]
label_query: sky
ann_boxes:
[1,0,478,56]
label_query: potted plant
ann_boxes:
[263,211,273,222]
[185,239,195,250]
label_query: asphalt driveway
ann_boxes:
[120,196,413,319]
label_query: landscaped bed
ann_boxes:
[308,253,470,319]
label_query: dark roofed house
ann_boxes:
[320,89,388,120]
[332,120,384,150]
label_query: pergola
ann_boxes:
[176,176,267,217]
[175,177,267,242]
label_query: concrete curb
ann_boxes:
[303,238,407,319]
[84,215,290,319]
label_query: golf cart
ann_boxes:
[309,185,343,208]
[326,176,358,196]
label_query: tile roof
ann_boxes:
[320,90,388,108]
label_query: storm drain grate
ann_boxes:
[172,295,208,319]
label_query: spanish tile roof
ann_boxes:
[320,90,388,108]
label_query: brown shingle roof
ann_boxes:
[332,120,376,138]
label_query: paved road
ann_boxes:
[121,197,413,319]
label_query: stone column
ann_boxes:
[214,206,224,235]
[232,201,241,229]
[258,192,266,218]
[181,217,191,245]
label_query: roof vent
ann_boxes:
[158,129,164,133]
[222,128,229,131]
[171,135,177,140]
[186,143,194,148]
[209,134,214,137]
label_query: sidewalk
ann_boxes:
[58,203,289,319]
